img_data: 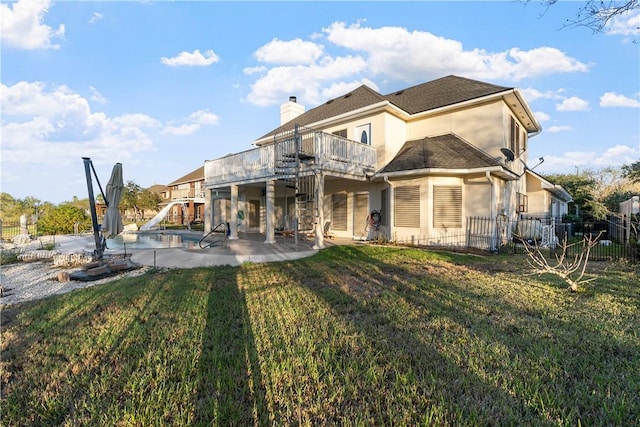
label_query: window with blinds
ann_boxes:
[394,186,420,227]
[332,193,347,230]
[354,193,369,235]
[433,186,462,228]
[380,189,389,226]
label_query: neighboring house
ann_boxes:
[163,166,206,225]
[203,75,571,249]
[525,170,573,218]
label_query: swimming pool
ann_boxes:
[105,231,203,250]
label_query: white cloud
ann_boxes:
[162,124,201,136]
[245,21,590,107]
[322,22,588,81]
[89,12,103,24]
[546,125,573,133]
[243,66,267,75]
[0,81,157,166]
[320,78,380,100]
[534,111,550,122]
[556,96,589,111]
[600,92,640,108]
[161,49,219,67]
[538,144,640,173]
[0,0,65,50]
[606,9,640,36]
[255,38,324,65]
[161,109,219,135]
[189,109,219,126]
[89,86,107,104]
[246,56,368,106]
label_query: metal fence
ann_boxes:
[0,218,39,241]
[466,216,639,263]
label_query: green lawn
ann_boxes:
[1,245,638,426]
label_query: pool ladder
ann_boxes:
[199,222,229,249]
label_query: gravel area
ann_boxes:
[0,260,150,307]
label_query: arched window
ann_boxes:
[360,130,368,144]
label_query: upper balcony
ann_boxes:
[169,188,206,202]
[205,127,377,187]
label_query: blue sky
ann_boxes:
[1,0,639,204]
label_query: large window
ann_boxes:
[332,193,347,231]
[433,186,462,228]
[394,186,420,227]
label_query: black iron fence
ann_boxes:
[0,218,39,241]
[466,215,639,263]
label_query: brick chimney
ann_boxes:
[280,96,305,125]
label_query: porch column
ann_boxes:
[265,180,276,244]
[204,188,212,233]
[313,173,325,249]
[229,184,239,240]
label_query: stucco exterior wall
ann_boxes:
[406,100,506,158]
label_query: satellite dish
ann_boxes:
[500,148,515,162]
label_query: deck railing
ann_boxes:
[169,188,206,200]
[205,128,376,186]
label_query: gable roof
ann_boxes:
[259,85,386,140]
[378,133,507,175]
[383,75,511,115]
[258,75,514,141]
[167,165,204,186]
[147,184,168,194]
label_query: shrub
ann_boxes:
[37,204,88,235]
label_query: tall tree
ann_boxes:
[622,160,640,183]
[121,181,144,221]
[543,171,608,219]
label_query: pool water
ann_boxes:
[105,231,202,250]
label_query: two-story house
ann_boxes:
[203,75,571,249]
[166,166,206,224]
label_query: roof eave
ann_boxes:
[254,100,394,146]
[374,166,518,181]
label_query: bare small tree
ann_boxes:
[526,0,639,35]
[519,231,604,292]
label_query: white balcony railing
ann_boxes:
[170,188,206,200]
[205,129,376,186]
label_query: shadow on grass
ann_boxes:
[194,268,271,425]
[275,245,639,424]
[271,245,553,424]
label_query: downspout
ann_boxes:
[384,176,393,241]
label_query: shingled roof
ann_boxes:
[378,133,504,174]
[383,75,511,115]
[258,75,512,140]
[167,165,204,186]
[259,85,386,139]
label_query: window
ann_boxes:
[433,186,462,228]
[510,117,520,155]
[521,129,527,154]
[333,129,347,138]
[394,186,420,227]
[355,123,371,145]
[332,193,347,230]
[517,192,528,213]
[380,189,389,226]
